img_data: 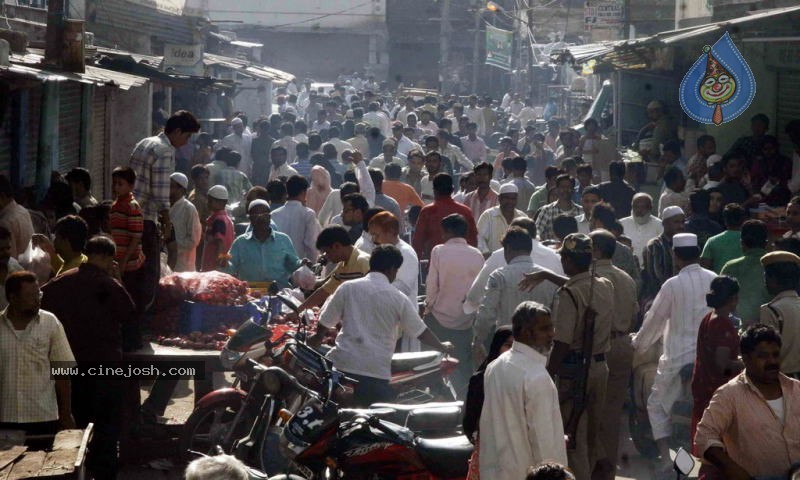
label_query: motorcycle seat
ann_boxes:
[368,402,463,428]
[414,435,473,478]
[391,351,441,373]
[405,406,462,433]
[338,407,396,420]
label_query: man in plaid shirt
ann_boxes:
[129,110,200,317]
[534,174,582,241]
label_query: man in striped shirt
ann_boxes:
[129,110,200,317]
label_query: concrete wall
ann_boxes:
[205,0,385,29]
[108,84,151,173]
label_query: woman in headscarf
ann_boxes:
[463,326,514,480]
[307,165,332,216]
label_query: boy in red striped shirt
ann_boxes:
[111,166,146,349]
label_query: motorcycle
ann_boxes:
[181,292,463,473]
[269,353,473,480]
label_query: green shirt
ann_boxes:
[527,185,549,216]
[720,248,769,326]
[701,230,742,273]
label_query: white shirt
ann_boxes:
[620,215,664,262]
[394,135,421,157]
[323,138,355,158]
[790,151,800,193]
[480,342,567,480]
[363,111,391,137]
[311,120,331,132]
[476,207,527,254]
[0,309,75,422]
[463,106,486,135]
[269,163,299,182]
[516,106,537,126]
[271,200,321,260]
[464,240,564,314]
[219,132,253,177]
[318,190,343,227]
[576,213,591,234]
[633,263,716,412]
[169,197,202,272]
[319,272,427,380]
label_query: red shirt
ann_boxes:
[412,196,477,259]
[201,210,234,271]
[691,311,740,452]
[109,192,145,272]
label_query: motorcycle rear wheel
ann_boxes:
[179,397,245,462]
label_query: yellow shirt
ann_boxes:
[321,247,370,294]
[51,253,88,277]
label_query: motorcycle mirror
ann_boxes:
[673,447,695,476]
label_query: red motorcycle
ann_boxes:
[268,357,473,480]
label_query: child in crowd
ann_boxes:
[201,185,234,271]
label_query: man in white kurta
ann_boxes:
[480,302,567,480]
[620,193,664,262]
[218,117,253,177]
[475,184,527,256]
[632,232,716,469]
[168,173,202,272]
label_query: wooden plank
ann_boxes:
[6,451,46,480]
[51,430,83,451]
[38,449,77,478]
[0,464,12,480]
[74,424,93,470]
[0,447,27,472]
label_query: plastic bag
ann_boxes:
[291,265,316,291]
[18,241,51,284]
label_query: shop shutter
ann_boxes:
[58,83,83,174]
[777,72,800,157]
[90,88,109,199]
[0,98,11,178]
[24,86,42,186]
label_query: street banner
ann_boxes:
[485,25,513,71]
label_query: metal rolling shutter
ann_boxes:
[24,86,42,186]
[0,98,10,178]
[58,83,83,173]
[90,89,109,199]
[777,72,800,157]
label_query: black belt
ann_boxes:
[564,351,606,363]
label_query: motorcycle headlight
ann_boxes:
[220,347,244,370]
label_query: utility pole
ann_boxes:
[472,7,481,93]
[440,0,452,93]
[527,1,534,100]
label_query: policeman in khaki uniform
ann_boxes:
[589,229,638,474]
[521,233,615,480]
[759,251,800,378]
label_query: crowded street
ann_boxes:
[1,1,800,480]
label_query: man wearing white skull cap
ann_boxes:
[476,183,527,255]
[633,232,716,473]
[641,206,685,300]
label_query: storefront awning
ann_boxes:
[553,5,800,70]
[203,53,294,85]
[1,51,149,90]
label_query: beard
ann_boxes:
[534,342,554,357]
[634,214,651,225]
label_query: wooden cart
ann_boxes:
[0,426,93,480]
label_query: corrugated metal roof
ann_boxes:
[90,0,201,47]
[2,52,148,90]
[554,5,800,69]
[203,52,295,85]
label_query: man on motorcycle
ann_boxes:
[309,245,454,407]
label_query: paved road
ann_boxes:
[119,378,698,479]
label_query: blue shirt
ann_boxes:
[291,157,313,179]
[227,229,301,287]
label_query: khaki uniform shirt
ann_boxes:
[760,290,800,375]
[594,259,638,334]
[553,271,614,355]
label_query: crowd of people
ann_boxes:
[0,81,800,480]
